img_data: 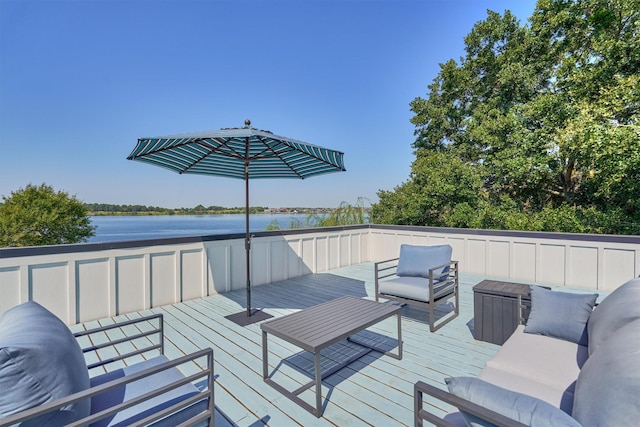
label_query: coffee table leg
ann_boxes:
[314,351,322,416]
[262,330,269,379]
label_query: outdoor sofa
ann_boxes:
[375,244,459,332]
[0,302,214,427]
[415,277,640,427]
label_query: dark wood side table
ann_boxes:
[472,280,550,345]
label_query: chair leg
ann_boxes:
[429,306,435,333]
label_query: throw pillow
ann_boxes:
[396,244,452,279]
[587,277,640,356]
[0,301,90,425]
[445,377,580,427]
[524,286,598,345]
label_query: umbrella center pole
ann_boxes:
[245,163,252,317]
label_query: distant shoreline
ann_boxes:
[84,203,330,216]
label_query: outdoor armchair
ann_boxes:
[0,302,214,427]
[375,244,459,332]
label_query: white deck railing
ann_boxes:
[1,225,638,324]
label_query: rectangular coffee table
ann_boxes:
[261,295,402,417]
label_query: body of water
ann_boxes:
[88,214,312,243]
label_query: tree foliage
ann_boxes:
[0,184,96,247]
[373,0,640,234]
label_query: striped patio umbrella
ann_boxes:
[127,120,346,325]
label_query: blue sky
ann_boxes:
[0,0,537,209]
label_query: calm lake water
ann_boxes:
[88,214,311,243]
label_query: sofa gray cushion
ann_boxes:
[484,326,586,399]
[478,366,576,414]
[396,244,452,279]
[445,377,580,427]
[572,319,640,427]
[587,277,640,356]
[524,287,597,345]
[0,301,90,425]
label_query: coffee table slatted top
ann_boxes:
[260,296,401,353]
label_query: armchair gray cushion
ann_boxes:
[524,287,597,345]
[89,356,209,427]
[396,244,452,279]
[587,277,640,356]
[0,302,90,425]
[445,376,580,427]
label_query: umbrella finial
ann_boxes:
[244,119,251,127]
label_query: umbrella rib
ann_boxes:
[253,137,305,178]
[179,138,247,173]
[254,137,343,177]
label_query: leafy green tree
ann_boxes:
[372,151,484,226]
[0,184,96,247]
[377,0,640,234]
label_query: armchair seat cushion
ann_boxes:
[0,302,90,426]
[90,355,209,427]
[378,276,454,303]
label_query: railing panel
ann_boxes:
[0,267,21,316]
[77,258,110,322]
[512,242,536,282]
[568,246,599,290]
[602,247,636,291]
[1,225,639,324]
[466,239,487,275]
[30,262,70,323]
[316,236,328,273]
[537,244,566,286]
[251,240,269,286]
[488,240,511,278]
[116,255,147,315]
[269,240,287,283]
[180,249,205,301]
[207,243,229,294]
[150,252,177,308]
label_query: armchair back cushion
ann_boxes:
[587,277,640,356]
[396,244,452,279]
[0,301,90,425]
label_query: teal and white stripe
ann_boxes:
[127,126,346,179]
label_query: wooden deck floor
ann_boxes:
[74,263,504,427]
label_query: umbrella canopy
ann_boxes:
[127,124,345,180]
[127,120,346,325]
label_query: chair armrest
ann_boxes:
[74,313,164,370]
[1,348,215,427]
[414,381,527,427]
[428,260,458,282]
[375,257,399,300]
[374,257,400,276]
